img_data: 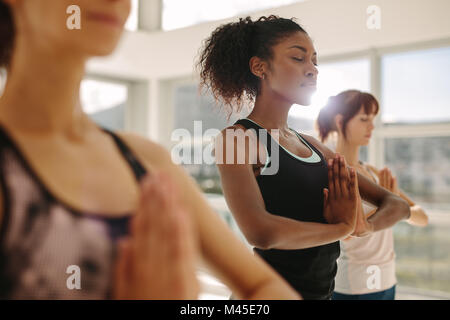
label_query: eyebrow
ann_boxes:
[288,45,317,56]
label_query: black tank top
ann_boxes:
[234,118,340,300]
[0,126,147,299]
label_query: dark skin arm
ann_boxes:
[302,134,411,235]
[215,126,358,251]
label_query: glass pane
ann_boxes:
[81,79,128,131]
[173,83,246,194]
[162,0,304,31]
[384,136,450,211]
[394,221,450,295]
[288,58,371,137]
[381,46,450,124]
[125,0,139,31]
[173,84,241,135]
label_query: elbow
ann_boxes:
[394,195,411,221]
[247,228,277,250]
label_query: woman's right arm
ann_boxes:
[216,127,355,251]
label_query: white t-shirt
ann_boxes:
[334,166,397,294]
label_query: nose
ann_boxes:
[305,62,318,78]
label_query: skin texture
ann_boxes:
[0,0,299,300]
[216,31,411,252]
[334,106,429,237]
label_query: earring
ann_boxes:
[262,74,266,80]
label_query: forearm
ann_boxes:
[366,194,410,232]
[259,214,352,250]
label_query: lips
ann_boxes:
[301,82,317,90]
[86,12,122,28]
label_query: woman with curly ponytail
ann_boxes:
[198,16,411,300]
[317,90,428,300]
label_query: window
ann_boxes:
[380,45,450,296]
[288,58,370,137]
[385,136,450,211]
[388,136,450,294]
[81,79,129,131]
[381,46,450,124]
[125,0,139,31]
[172,83,246,194]
[394,221,450,294]
[162,0,305,31]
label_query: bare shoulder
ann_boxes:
[300,133,335,160]
[365,163,380,177]
[217,124,262,166]
[114,131,173,171]
[220,124,257,137]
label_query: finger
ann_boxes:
[135,172,171,259]
[323,188,329,212]
[113,238,132,299]
[328,159,336,201]
[380,169,387,188]
[349,167,358,200]
[393,177,398,193]
[388,170,395,191]
[333,154,342,198]
[170,207,200,299]
[385,168,391,187]
[339,156,350,198]
[133,173,158,237]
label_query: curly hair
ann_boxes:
[316,90,380,142]
[0,2,14,68]
[197,15,307,118]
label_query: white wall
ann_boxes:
[86,0,450,141]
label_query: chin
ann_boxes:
[82,40,122,57]
[296,99,312,106]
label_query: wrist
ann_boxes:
[337,222,354,238]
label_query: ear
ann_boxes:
[249,56,267,79]
[334,114,344,134]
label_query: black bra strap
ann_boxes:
[101,128,148,182]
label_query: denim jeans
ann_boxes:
[331,285,396,300]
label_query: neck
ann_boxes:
[0,34,92,137]
[336,134,360,166]
[247,90,293,132]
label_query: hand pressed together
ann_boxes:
[114,172,200,300]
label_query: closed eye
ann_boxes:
[293,57,318,66]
